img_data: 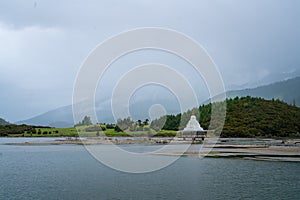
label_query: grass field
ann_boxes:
[7,125,179,138]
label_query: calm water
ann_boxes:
[0,138,299,200]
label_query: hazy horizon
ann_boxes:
[1,0,300,122]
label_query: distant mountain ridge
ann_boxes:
[226,77,300,106]
[17,77,300,127]
[17,105,74,128]
[0,118,10,126]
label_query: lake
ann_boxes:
[0,138,299,200]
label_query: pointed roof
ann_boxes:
[183,115,204,132]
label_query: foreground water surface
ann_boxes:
[0,138,299,200]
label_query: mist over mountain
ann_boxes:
[0,117,10,126]
[17,77,300,127]
[17,105,74,128]
[226,77,300,106]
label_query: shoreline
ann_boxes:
[150,145,300,161]
[2,137,299,162]
[2,137,300,144]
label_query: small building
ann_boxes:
[179,115,207,142]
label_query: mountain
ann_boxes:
[226,77,300,106]
[17,105,74,128]
[17,77,300,127]
[17,97,180,128]
[0,118,10,126]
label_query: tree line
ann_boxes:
[150,96,300,138]
[0,124,50,137]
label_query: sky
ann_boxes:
[0,0,300,122]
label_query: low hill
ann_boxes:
[151,96,300,138]
[220,97,300,137]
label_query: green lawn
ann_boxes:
[5,124,179,138]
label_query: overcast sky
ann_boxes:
[1,0,300,122]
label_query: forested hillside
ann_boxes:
[150,97,300,137]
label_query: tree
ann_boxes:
[114,125,123,132]
[116,117,133,131]
[76,116,93,126]
[293,98,296,107]
[137,120,142,126]
[143,119,149,126]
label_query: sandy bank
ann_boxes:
[3,137,300,162]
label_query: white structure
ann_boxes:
[181,115,207,141]
[182,115,204,132]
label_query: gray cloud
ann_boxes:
[0,0,299,121]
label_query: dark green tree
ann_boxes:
[143,119,149,126]
[76,116,93,126]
